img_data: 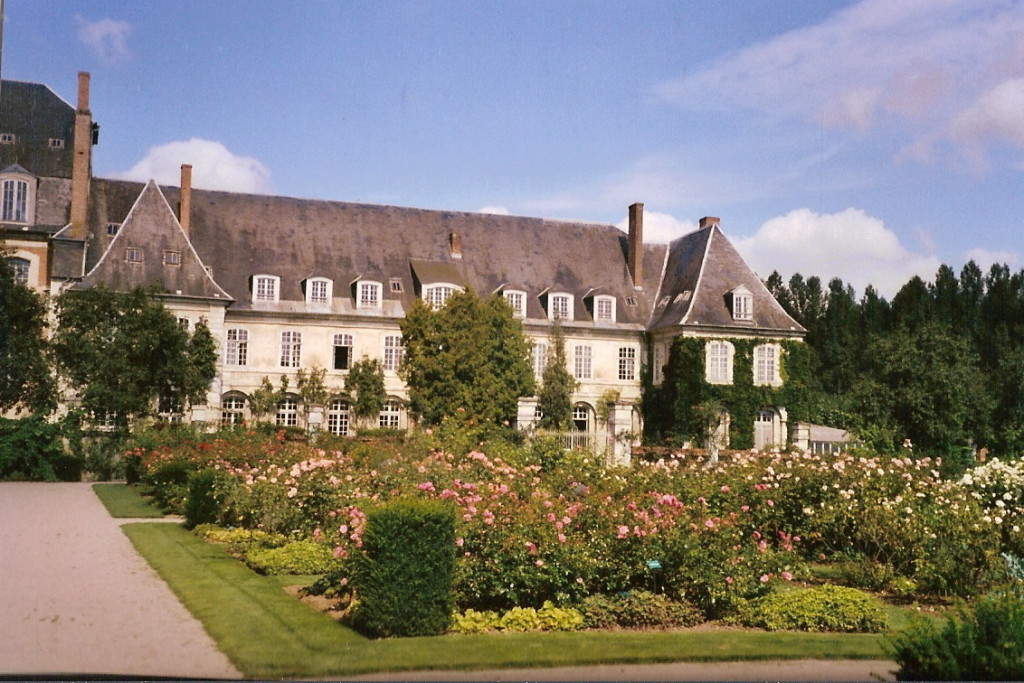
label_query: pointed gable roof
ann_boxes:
[650,224,804,335]
[75,180,230,301]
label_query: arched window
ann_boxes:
[379,399,403,429]
[276,395,299,427]
[327,398,351,436]
[8,257,30,286]
[221,394,247,426]
[2,177,29,222]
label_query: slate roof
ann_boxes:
[74,181,230,301]
[0,80,76,179]
[649,224,805,335]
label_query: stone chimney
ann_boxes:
[699,216,721,230]
[179,164,192,236]
[449,231,462,259]
[69,72,92,240]
[628,202,644,288]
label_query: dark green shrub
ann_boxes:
[737,585,887,633]
[351,498,456,638]
[184,468,235,528]
[890,591,1024,681]
[145,459,193,512]
[0,417,72,481]
[579,591,702,629]
[245,540,337,575]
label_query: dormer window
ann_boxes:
[503,290,527,318]
[48,138,65,150]
[423,283,461,309]
[106,222,121,236]
[125,247,143,263]
[548,292,573,321]
[389,278,403,293]
[731,285,753,321]
[594,295,616,323]
[357,280,383,309]
[0,134,14,145]
[1,177,30,223]
[253,274,280,303]
[304,277,333,308]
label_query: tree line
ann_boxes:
[766,261,1024,461]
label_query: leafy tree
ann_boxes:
[537,320,576,430]
[296,366,329,417]
[52,287,216,423]
[399,291,534,427]
[0,255,56,414]
[346,356,386,424]
[248,376,280,423]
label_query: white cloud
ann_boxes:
[963,247,1020,271]
[76,17,131,64]
[655,0,1024,166]
[614,210,696,245]
[114,138,272,194]
[477,205,510,215]
[733,208,942,298]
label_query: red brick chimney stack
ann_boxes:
[179,164,192,237]
[449,231,462,259]
[628,202,644,288]
[699,216,721,230]
[69,71,92,240]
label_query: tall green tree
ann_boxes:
[345,357,387,424]
[52,287,216,422]
[399,291,534,427]
[537,320,576,430]
[0,255,56,414]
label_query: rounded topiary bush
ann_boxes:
[737,584,887,633]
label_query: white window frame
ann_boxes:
[221,395,246,426]
[280,330,302,368]
[706,340,735,385]
[306,277,333,307]
[533,341,548,380]
[225,329,248,366]
[125,247,143,263]
[276,396,299,427]
[504,290,527,318]
[595,295,616,323]
[163,250,181,266]
[253,274,280,303]
[333,333,354,370]
[573,404,592,432]
[618,347,636,381]
[357,280,383,310]
[732,287,753,321]
[106,222,121,236]
[327,398,351,435]
[423,283,462,309]
[754,343,781,386]
[573,344,592,380]
[379,399,402,429]
[549,292,573,321]
[9,257,30,286]
[1,177,30,223]
[383,334,404,372]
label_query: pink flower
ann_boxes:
[741,505,750,512]
[725,576,734,585]
[535,559,544,567]
[557,533,567,544]
[417,481,436,493]
[767,499,774,507]
[781,571,793,581]
[339,524,349,534]
[760,574,770,583]
[456,537,464,547]
[704,519,715,528]
[576,577,585,585]
[720,485,730,493]
[617,525,630,539]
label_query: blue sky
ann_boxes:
[6,1,1024,296]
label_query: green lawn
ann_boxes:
[92,483,166,518]
[122,522,894,679]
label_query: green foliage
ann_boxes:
[450,602,584,634]
[194,524,288,550]
[0,416,77,481]
[296,366,329,412]
[53,287,217,420]
[248,376,280,422]
[245,540,338,575]
[0,254,56,415]
[537,320,576,430]
[184,468,237,528]
[579,591,703,629]
[647,337,812,450]
[345,357,386,421]
[737,585,887,633]
[352,499,457,638]
[399,291,534,427]
[890,591,1024,680]
[449,608,501,634]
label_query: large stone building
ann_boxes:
[2,72,806,462]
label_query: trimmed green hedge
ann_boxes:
[352,498,456,638]
[737,585,887,633]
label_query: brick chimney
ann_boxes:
[179,164,192,236]
[628,202,644,288]
[699,216,720,230]
[449,231,462,259]
[69,72,92,240]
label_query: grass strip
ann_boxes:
[92,483,166,518]
[123,522,892,679]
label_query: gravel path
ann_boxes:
[0,482,240,679]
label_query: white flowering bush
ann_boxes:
[960,458,1024,555]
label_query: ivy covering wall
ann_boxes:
[643,337,812,449]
